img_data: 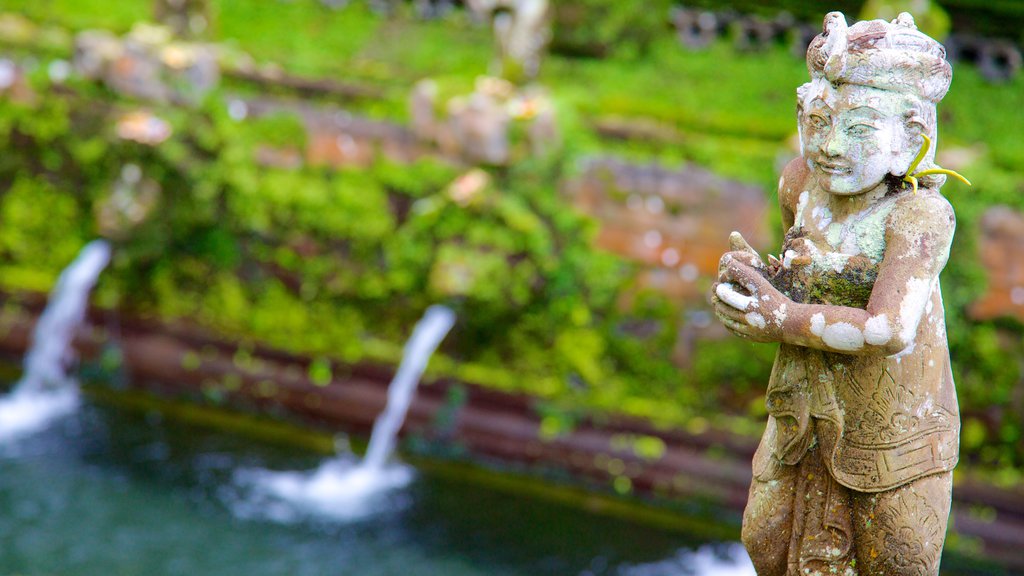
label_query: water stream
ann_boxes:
[0,239,111,442]
[235,305,457,522]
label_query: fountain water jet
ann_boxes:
[233,305,456,522]
[0,240,112,442]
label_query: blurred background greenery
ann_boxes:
[0,0,1022,488]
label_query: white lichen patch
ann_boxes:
[818,252,849,273]
[898,277,934,345]
[811,205,832,230]
[716,283,754,311]
[795,191,811,227]
[822,322,864,351]
[851,197,898,262]
[863,314,892,346]
[826,222,843,249]
[745,312,767,329]
[773,304,788,325]
[810,313,826,336]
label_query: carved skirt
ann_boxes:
[743,442,952,576]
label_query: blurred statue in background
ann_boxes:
[465,0,550,84]
[712,12,967,575]
[408,0,556,166]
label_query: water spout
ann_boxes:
[233,305,456,522]
[0,240,111,442]
[362,305,456,469]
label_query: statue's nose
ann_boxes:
[823,129,844,157]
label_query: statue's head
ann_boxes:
[797,12,952,196]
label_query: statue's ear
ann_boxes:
[905,115,928,136]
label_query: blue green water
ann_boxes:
[0,397,753,576]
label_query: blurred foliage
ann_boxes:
[549,0,674,58]
[0,0,1023,479]
[859,0,951,40]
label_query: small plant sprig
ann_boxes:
[902,134,972,194]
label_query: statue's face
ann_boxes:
[799,81,926,196]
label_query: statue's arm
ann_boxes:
[777,157,808,233]
[715,191,955,356]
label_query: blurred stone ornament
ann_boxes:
[96,164,162,240]
[74,23,219,105]
[115,110,173,145]
[409,77,558,166]
[447,169,492,206]
[465,0,550,84]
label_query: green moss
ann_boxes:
[806,269,877,309]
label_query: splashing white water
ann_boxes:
[234,305,456,522]
[615,543,756,576]
[0,240,111,442]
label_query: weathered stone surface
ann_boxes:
[969,206,1024,322]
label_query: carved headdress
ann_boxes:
[806,12,952,103]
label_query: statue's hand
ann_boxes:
[725,231,765,267]
[717,231,766,281]
[712,258,788,343]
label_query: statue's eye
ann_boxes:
[808,114,829,129]
[847,123,877,137]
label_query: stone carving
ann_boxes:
[465,0,550,84]
[711,13,963,574]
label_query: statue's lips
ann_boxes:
[814,161,852,176]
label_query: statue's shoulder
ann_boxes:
[889,187,956,232]
[778,157,812,213]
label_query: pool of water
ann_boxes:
[0,395,753,576]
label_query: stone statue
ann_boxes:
[465,0,550,83]
[712,12,968,575]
